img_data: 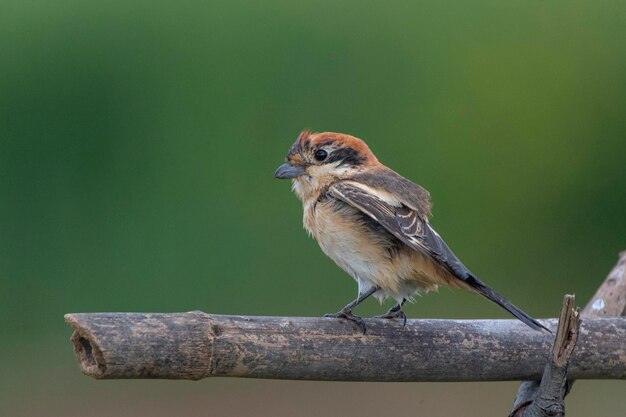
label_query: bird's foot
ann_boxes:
[324,309,368,334]
[374,309,407,327]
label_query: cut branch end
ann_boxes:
[66,314,106,378]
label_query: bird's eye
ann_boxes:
[314,149,328,161]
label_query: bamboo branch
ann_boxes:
[65,312,626,381]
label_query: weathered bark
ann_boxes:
[65,312,626,381]
[510,296,580,417]
[582,250,626,318]
[510,251,626,416]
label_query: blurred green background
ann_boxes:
[1,1,625,416]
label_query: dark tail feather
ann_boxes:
[466,275,551,333]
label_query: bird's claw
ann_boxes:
[324,310,368,334]
[374,309,407,327]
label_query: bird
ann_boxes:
[274,130,549,334]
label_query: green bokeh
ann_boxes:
[1,1,625,416]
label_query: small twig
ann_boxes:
[552,296,580,367]
[510,295,580,417]
[510,251,626,416]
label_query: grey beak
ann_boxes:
[274,163,305,179]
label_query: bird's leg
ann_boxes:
[375,299,407,327]
[324,286,379,334]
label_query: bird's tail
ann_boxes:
[465,274,551,333]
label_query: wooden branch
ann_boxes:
[581,250,626,318]
[510,251,626,416]
[65,312,626,381]
[510,295,580,417]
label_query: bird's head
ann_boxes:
[274,130,379,200]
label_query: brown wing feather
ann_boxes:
[329,180,550,333]
[350,168,432,219]
[328,181,470,279]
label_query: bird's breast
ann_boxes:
[302,195,450,300]
[303,197,402,285]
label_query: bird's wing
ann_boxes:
[350,168,432,218]
[328,180,550,333]
[328,180,470,279]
